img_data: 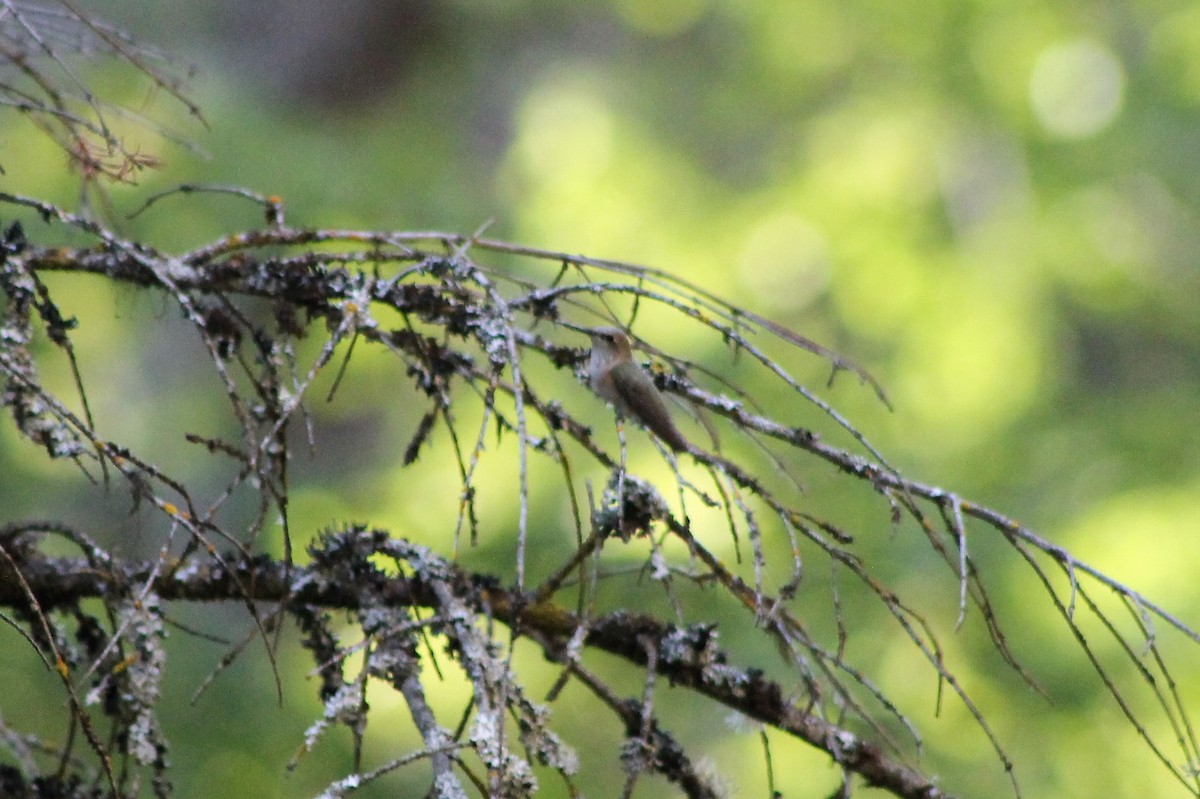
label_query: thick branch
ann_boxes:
[1,541,951,799]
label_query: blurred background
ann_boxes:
[2,1,1200,797]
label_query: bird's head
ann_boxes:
[588,327,634,365]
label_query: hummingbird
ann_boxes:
[586,327,689,453]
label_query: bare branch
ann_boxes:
[2,202,1198,797]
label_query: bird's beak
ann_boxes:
[559,321,594,336]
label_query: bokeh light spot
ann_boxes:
[515,79,616,188]
[737,213,831,311]
[1030,39,1125,138]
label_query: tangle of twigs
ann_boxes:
[0,188,1198,798]
[0,0,203,206]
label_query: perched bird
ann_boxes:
[587,327,688,453]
